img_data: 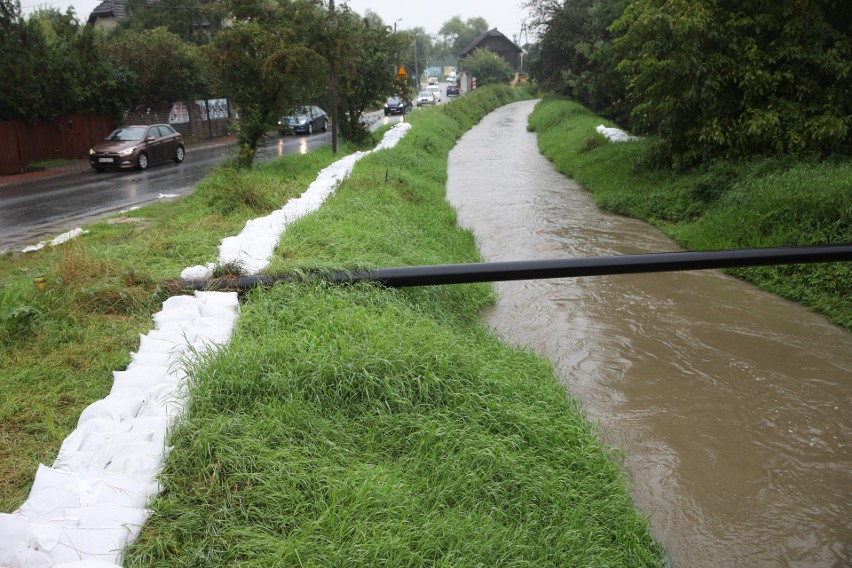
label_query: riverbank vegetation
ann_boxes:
[529,97,851,330]
[2,86,666,565]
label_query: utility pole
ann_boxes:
[328,0,338,153]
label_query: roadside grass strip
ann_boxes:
[0,125,412,567]
[123,88,666,566]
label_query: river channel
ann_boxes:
[445,100,851,567]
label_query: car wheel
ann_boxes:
[307,122,313,135]
[322,118,328,132]
[137,152,149,170]
[174,145,185,163]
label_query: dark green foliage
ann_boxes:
[106,27,207,107]
[614,0,852,166]
[527,0,630,122]
[528,0,852,165]
[0,7,124,121]
[120,0,227,45]
[460,48,515,86]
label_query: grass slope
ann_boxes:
[0,144,359,511]
[124,89,666,565]
[529,96,852,330]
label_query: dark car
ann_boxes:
[384,97,413,115]
[446,84,460,97]
[89,124,184,171]
[279,105,328,135]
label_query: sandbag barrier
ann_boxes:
[0,123,414,568]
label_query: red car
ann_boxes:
[89,124,184,171]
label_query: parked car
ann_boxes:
[416,91,436,107]
[426,85,441,102]
[89,124,184,171]
[384,96,413,115]
[279,105,328,135]
[446,84,460,97]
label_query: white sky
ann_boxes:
[21,0,530,41]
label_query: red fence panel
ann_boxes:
[0,115,115,176]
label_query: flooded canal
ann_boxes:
[446,100,851,567]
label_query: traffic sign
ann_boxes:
[396,66,408,80]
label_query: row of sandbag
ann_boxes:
[0,291,239,568]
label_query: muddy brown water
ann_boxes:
[446,100,851,567]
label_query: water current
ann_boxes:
[445,100,851,567]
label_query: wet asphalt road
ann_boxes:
[0,111,407,253]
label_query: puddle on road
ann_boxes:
[446,100,852,567]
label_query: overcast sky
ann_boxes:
[22,0,530,41]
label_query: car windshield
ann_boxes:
[419,91,432,98]
[288,107,309,117]
[387,98,401,104]
[106,127,146,142]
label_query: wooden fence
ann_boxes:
[0,99,233,176]
[0,114,114,175]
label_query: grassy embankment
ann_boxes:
[3,88,666,565]
[1,144,360,509]
[529,96,851,330]
[123,88,665,564]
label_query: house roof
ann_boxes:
[458,28,523,58]
[87,0,127,25]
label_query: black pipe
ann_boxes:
[181,244,852,291]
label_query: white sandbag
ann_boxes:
[77,389,146,425]
[137,332,190,354]
[128,348,183,368]
[124,415,172,446]
[92,441,168,479]
[48,525,129,565]
[110,367,180,394]
[152,305,201,327]
[179,263,213,280]
[160,294,199,311]
[78,430,154,452]
[64,504,148,530]
[151,320,199,342]
[0,542,53,568]
[193,325,235,346]
[195,290,239,310]
[17,486,81,520]
[59,420,132,455]
[94,472,158,509]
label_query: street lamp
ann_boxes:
[414,33,421,90]
[393,19,402,75]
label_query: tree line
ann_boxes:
[0,0,492,166]
[525,0,852,166]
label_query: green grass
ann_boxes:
[0,143,359,511]
[2,87,665,566]
[529,96,852,330]
[125,86,665,565]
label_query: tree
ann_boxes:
[205,0,325,167]
[121,0,227,45]
[330,8,407,143]
[439,15,489,55]
[0,5,124,121]
[106,27,206,107]
[460,47,514,86]
[613,0,852,165]
[526,0,630,122]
